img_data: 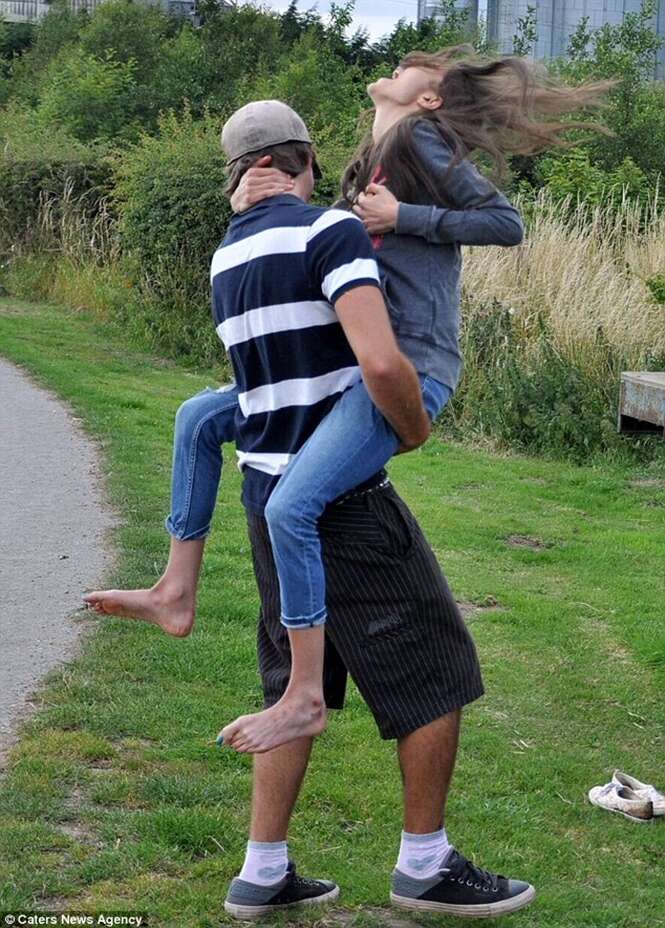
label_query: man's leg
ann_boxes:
[234,737,313,885]
[398,710,461,835]
[249,735,314,842]
[393,712,459,882]
[392,709,535,916]
[225,735,340,919]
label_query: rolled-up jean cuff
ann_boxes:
[164,516,211,542]
[280,608,327,630]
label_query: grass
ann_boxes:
[0,298,664,928]
[462,191,665,370]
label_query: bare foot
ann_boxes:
[83,582,195,638]
[220,691,327,754]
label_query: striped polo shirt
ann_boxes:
[210,194,381,513]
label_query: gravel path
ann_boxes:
[0,359,114,767]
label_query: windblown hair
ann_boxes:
[341,45,614,207]
[225,141,313,196]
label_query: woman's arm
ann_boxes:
[355,121,524,247]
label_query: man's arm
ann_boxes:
[335,286,430,451]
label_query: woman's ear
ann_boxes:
[418,91,443,112]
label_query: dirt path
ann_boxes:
[0,359,114,768]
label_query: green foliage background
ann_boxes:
[1,0,664,461]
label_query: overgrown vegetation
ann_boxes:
[1,0,664,461]
[0,300,663,926]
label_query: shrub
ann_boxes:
[535,148,651,208]
[112,109,231,365]
[113,109,230,276]
[0,107,113,251]
[445,301,654,463]
[646,273,665,304]
[36,47,140,143]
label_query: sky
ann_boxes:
[257,1,489,41]
[258,0,419,41]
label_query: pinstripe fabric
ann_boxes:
[249,479,484,740]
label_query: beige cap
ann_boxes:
[221,100,313,163]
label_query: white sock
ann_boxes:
[397,829,452,880]
[238,840,289,886]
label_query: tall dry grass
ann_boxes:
[462,189,665,376]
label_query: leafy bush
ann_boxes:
[646,273,665,304]
[446,301,648,463]
[536,148,650,207]
[36,47,140,143]
[113,109,230,275]
[0,107,112,250]
[111,110,231,365]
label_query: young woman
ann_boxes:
[86,47,608,754]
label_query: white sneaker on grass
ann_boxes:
[588,782,653,822]
[612,770,665,816]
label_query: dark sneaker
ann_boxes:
[224,860,339,921]
[390,848,535,919]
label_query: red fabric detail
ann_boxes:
[369,165,388,250]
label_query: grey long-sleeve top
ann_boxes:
[374,119,524,390]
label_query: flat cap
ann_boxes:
[222,100,313,163]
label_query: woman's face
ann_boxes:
[368,65,443,109]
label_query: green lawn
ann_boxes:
[0,299,664,928]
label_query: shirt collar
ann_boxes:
[235,193,304,221]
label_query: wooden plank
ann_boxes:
[621,372,665,389]
[618,371,665,434]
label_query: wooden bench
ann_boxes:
[618,372,665,436]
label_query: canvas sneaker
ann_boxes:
[224,860,339,921]
[588,782,653,822]
[390,848,535,919]
[612,770,665,816]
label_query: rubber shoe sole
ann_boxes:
[390,883,536,919]
[588,791,654,823]
[224,885,339,921]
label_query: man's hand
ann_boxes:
[353,183,400,235]
[230,155,295,214]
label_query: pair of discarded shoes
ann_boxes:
[589,770,665,823]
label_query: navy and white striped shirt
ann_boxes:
[210,194,381,513]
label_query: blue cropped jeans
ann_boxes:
[166,376,451,628]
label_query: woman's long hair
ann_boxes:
[340,46,614,207]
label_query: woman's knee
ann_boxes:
[174,394,209,443]
[174,390,234,446]
[264,484,306,537]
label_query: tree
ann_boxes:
[79,0,169,85]
[560,0,665,181]
[37,47,139,142]
[198,3,283,112]
[512,4,537,57]
[373,1,478,67]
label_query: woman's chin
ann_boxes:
[367,77,388,99]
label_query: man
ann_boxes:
[214,100,535,920]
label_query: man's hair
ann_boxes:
[225,141,313,196]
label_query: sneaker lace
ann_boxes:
[290,871,321,891]
[442,854,500,893]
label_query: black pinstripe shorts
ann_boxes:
[247,477,485,740]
